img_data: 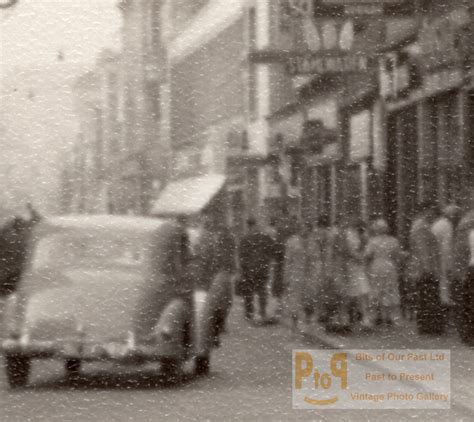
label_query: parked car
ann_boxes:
[1,215,221,388]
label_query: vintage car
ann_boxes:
[1,215,221,388]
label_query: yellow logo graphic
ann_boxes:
[294,352,348,406]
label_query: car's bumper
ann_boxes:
[1,338,186,362]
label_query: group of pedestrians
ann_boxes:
[227,201,474,345]
[186,199,474,346]
[408,200,474,343]
[280,214,404,333]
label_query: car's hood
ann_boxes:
[19,266,161,343]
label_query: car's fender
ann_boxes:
[153,297,190,359]
[194,272,233,354]
[2,294,21,341]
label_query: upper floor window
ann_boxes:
[248,7,257,50]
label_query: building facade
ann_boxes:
[161,0,281,232]
[262,0,473,243]
[65,0,473,240]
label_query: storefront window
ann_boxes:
[424,92,462,206]
[317,166,331,219]
[467,91,474,179]
[385,106,418,245]
[290,154,300,187]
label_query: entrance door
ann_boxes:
[468,91,474,183]
[385,106,419,246]
[385,113,398,235]
[397,106,419,245]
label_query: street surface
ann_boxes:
[0,300,473,422]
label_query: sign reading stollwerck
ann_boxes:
[287,52,372,76]
[281,1,398,77]
[292,350,451,409]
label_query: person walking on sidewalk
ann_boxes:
[452,208,474,345]
[238,218,276,323]
[365,218,402,326]
[271,216,293,319]
[283,221,306,331]
[409,201,443,335]
[432,204,462,323]
[303,215,332,326]
[323,219,351,333]
[344,218,372,329]
[195,212,237,346]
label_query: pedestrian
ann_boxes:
[408,200,443,335]
[266,217,278,240]
[271,215,292,319]
[344,218,372,329]
[432,204,462,321]
[323,219,351,333]
[195,212,237,346]
[452,208,474,345]
[365,218,402,326]
[398,247,414,321]
[303,215,332,326]
[238,217,276,323]
[283,221,305,332]
[0,215,33,297]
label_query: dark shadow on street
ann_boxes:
[16,369,202,392]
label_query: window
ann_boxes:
[468,92,474,177]
[248,7,257,50]
[290,155,300,187]
[31,233,146,273]
[248,64,258,121]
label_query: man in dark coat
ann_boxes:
[271,217,293,317]
[452,209,474,345]
[238,218,276,322]
[195,212,237,346]
[0,205,41,322]
[409,201,442,335]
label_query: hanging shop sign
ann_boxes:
[300,119,338,154]
[379,51,420,100]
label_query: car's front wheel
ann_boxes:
[195,355,210,376]
[161,358,180,382]
[65,359,81,377]
[5,354,30,388]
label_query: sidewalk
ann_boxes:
[300,318,467,351]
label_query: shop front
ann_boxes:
[266,105,305,224]
[302,96,340,225]
[340,73,379,225]
[416,5,470,209]
[378,4,471,242]
[300,118,340,226]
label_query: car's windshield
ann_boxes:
[30,231,147,271]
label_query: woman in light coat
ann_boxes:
[365,219,402,325]
[283,224,306,331]
[344,219,371,328]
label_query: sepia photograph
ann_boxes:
[0,0,473,420]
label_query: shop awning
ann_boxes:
[151,174,226,217]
